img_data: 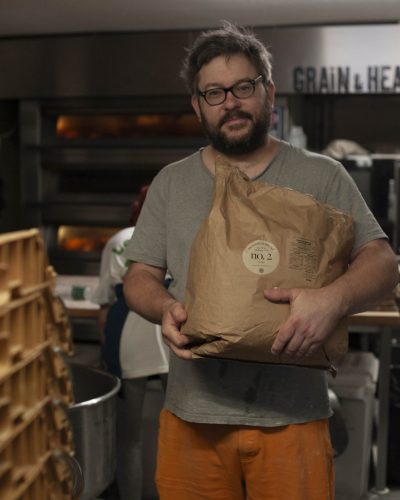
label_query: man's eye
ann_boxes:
[236,82,252,93]
[207,89,223,98]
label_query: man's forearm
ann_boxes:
[124,262,191,359]
[330,239,398,317]
[123,264,177,324]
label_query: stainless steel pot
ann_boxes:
[67,362,121,500]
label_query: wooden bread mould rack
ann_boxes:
[0,229,82,500]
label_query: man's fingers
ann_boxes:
[162,327,193,359]
[271,323,294,355]
[172,308,187,325]
[271,321,317,358]
[169,301,188,324]
[163,336,193,360]
[281,334,306,358]
[273,327,322,359]
[288,336,312,358]
[162,301,192,360]
[264,287,293,303]
[162,321,190,347]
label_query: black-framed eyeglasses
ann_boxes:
[198,75,265,106]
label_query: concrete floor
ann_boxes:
[371,487,400,500]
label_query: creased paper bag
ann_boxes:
[181,159,354,369]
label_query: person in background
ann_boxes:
[91,185,169,500]
[123,21,398,500]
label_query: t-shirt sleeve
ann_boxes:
[124,170,168,269]
[322,161,387,251]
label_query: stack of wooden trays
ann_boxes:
[0,229,81,500]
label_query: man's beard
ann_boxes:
[200,104,271,156]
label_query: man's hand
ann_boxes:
[264,239,398,360]
[264,287,343,359]
[161,300,192,360]
[124,262,193,360]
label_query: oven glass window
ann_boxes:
[55,113,203,140]
[57,225,121,252]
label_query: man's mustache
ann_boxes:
[219,111,253,127]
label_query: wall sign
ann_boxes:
[293,65,400,94]
[257,24,400,94]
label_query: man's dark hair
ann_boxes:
[180,21,273,94]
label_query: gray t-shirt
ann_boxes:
[125,141,386,426]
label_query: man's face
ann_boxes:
[192,54,275,156]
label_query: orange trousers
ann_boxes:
[156,409,334,500]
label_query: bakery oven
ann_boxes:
[19,98,205,275]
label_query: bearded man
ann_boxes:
[123,21,397,500]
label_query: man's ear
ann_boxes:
[191,95,202,122]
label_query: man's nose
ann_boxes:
[223,89,241,108]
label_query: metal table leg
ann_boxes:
[371,326,392,496]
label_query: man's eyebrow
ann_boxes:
[202,77,253,90]
[201,81,223,90]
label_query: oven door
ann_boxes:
[20,98,205,275]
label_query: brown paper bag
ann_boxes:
[181,159,354,369]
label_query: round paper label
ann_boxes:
[242,240,280,275]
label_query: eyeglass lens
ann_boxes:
[202,76,262,106]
